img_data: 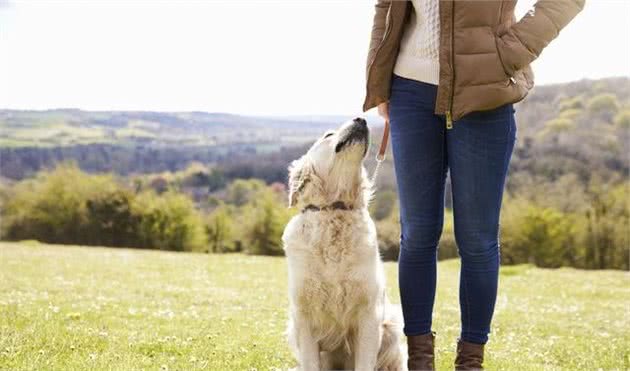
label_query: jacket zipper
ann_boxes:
[446,0,455,130]
[366,5,394,101]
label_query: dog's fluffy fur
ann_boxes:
[282,119,405,370]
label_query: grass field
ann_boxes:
[0,242,628,370]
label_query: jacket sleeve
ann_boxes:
[496,0,586,76]
[366,0,391,73]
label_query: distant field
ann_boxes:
[0,109,345,148]
[0,242,628,370]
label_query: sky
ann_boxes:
[1,0,629,116]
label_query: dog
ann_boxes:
[282,118,406,371]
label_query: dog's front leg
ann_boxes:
[295,315,321,371]
[354,309,382,371]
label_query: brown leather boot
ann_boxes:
[407,331,435,371]
[454,339,485,370]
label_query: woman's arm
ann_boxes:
[367,0,392,119]
[366,0,391,73]
[496,0,586,77]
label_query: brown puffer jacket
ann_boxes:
[363,0,585,124]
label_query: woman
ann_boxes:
[364,1,584,370]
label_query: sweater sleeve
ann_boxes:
[366,0,391,74]
[496,0,586,77]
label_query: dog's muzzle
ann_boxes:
[335,118,369,155]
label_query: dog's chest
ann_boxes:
[285,212,374,264]
[284,211,379,313]
[297,274,369,318]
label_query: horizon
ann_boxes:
[1,0,629,116]
[2,74,627,118]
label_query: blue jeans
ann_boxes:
[389,74,516,344]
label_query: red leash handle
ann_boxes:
[370,119,389,184]
[376,119,390,162]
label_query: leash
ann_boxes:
[370,118,390,184]
[370,118,391,324]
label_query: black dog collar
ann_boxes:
[301,201,353,213]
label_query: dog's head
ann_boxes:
[287,117,373,209]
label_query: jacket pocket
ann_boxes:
[494,31,513,79]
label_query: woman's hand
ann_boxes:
[377,102,390,122]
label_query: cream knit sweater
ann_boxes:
[393,0,441,85]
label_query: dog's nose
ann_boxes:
[353,117,367,126]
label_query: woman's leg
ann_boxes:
[446,103,517,344]
[389,75,448,336]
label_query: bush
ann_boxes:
[226,179,267,206]
[85,189,140,247]
[241,189,293,256]
[1,162,118,244]
[1,163,208,252]
[133,190,208,252]
[543,117,575,133]
[613,109,630,129]
[587,93,619,113]
[206,203,237,253]
[558,108,583,121]
[376,207,400,261]
[580,183,629,270]
[501,199,578,268]
[558,96,584,111]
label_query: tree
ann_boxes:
[206,203,236,253]
[613,109,630,129]
[85,189,139,247]
[133,190,208,252]
[1,162,117,244]
[500,197,577,268]
[242,189,292,256]
[587,93,619,113]
[225,179,266,206]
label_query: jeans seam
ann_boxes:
[497,111,516,263]
[432,110,447,335]
[462,268,471,341]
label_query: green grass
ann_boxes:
[0,242,628,370]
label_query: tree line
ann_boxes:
[0,162,627,270]
[0,163,293,255]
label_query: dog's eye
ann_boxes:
[324,132,334,139]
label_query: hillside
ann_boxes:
[0,242,627,370]
[0,110,372,180]
[0,109,354,148]
[1,77,628,186]
[0,77,627,183]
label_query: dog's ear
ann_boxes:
[288,158,311,208]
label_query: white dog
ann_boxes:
[282,118,405,371]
